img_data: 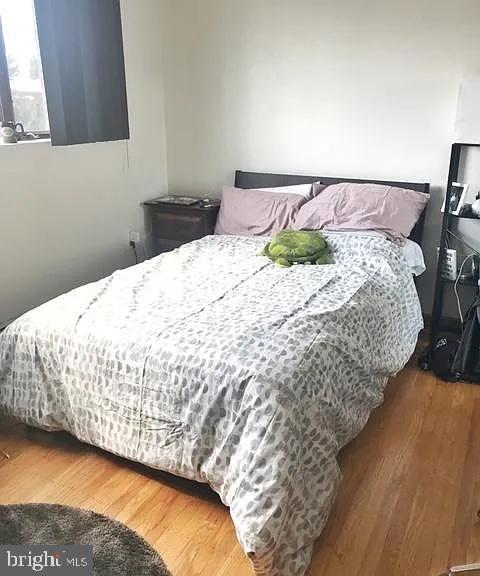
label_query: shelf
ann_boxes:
[451,214,480,220]
[454,142,480,148]
[441,277,479,287]
[430,143,480,345]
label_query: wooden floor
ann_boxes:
[2,364,480,576]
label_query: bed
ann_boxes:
[0,171,429,576]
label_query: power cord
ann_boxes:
[130,241,139,265]
[454,253,476,326]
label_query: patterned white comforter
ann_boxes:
[0,233,422,575]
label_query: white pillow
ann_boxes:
[401,239,426,277]
[322,229,426,276]
[258,183,316,199]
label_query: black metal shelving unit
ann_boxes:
[430,142,480,344]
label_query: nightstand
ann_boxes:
[144,197,221,255]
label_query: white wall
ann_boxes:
[2,0,479,323]
[160,0,480,314]
[0,0,167,323]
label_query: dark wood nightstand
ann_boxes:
[144,197,221,255]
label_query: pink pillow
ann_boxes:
[293,182,429,241]
[215,186,306,236]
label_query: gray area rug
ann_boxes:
[0,503,171,575]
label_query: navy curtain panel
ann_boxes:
[34,0,130,146]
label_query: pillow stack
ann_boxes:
[215,181,429,243]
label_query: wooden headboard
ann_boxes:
[234,170,430,246]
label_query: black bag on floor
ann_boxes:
[419,336,459,381]
[451,296,480,383]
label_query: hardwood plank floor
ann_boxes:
[2,364,480,575]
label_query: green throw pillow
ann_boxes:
[261,230,332,267]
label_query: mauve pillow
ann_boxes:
[293,182,429,241]
[215,186,306,237]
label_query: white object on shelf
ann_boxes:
[441,182,469,215]
[437,247,457,281]
[472,196,480,218]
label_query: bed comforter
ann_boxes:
[0,233,422,575]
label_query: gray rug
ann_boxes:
[0,503,171,575]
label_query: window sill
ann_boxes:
[0,138,51,147]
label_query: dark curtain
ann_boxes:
[34,0,130,146]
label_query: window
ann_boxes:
[0,0,49,136]
[0,0,128,146]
